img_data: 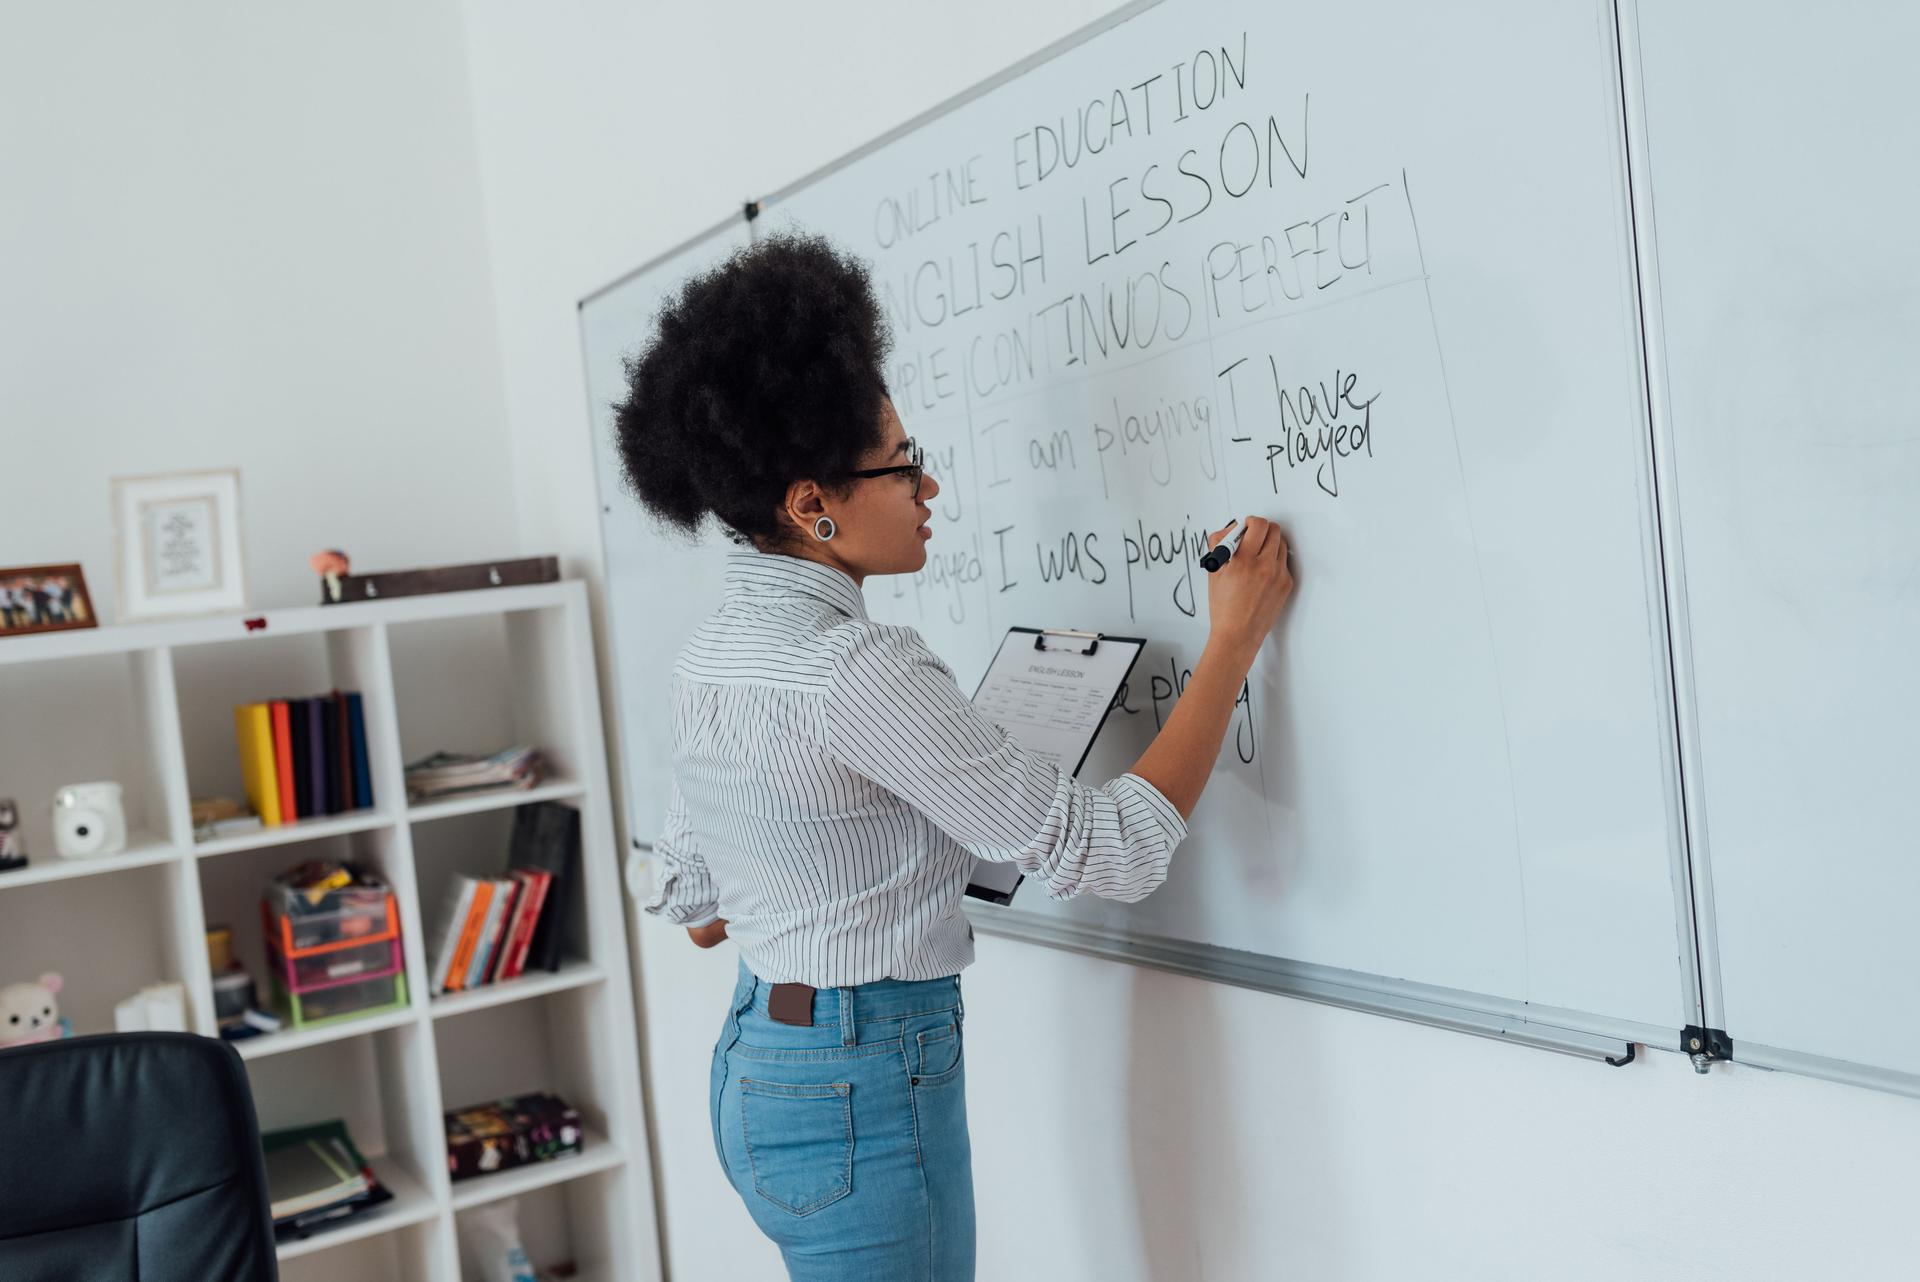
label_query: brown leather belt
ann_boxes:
[768,982,815,1027]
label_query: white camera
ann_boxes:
[52,782,127,859]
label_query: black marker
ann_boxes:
[1200,518,1249,573]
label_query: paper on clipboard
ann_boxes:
[963,628,1146,905]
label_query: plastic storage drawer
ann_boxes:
[266,890,397,954]
[270,969,409,1030]
[269,936,402,991]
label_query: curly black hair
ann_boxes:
[613,231,893,548]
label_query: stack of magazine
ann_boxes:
[262,1120,392,1239]
[405,745,542,801]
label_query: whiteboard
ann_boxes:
[1630,2,1920,1088]
[743,0,1693,1046]
[582,217,750,845]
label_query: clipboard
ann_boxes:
[963,627,1148,906]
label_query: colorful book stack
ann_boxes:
[425,802,579,996]
[232,690,375,828]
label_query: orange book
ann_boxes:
[443,881,495,993]
[270,701,297,822]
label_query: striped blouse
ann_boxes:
[643,549,1189,986]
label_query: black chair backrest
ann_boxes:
[0,1031,278,1281]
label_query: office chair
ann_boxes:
[0,1031,278,1281]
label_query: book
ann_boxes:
[270,701,297,822]
[480,876,521,986]
[288,700,311,819]
[493,869,533,983]
[443,880,495,993]
[261,1119,392,1237]
[445,1092,583,1182]
[319,693,341,815]
[458,880,499,991]
[512,803,579,973]
[497,868,551,982]
[234,703,282,828]
[334,691,355,811]
[347,692,373,809]
[427,877,479,996]
[404,745,543,801]
[463,877,515,990]
[304,697,327,819]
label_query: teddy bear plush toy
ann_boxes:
[0,973,73,1049]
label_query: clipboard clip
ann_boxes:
[1035,628,1101,656]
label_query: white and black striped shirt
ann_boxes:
[644,549,1189,985]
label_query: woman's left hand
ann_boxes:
[687,919,730,949]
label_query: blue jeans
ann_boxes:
[710,961,976,1281]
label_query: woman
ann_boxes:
[615,233,1293,1281]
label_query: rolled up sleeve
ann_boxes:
[643,779,720,927]
[824,622,1189,902]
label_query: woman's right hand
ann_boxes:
[1204,518,1294,663]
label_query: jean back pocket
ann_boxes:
[738,1078,853,1216]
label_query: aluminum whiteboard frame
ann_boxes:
[966,903,1659,1063]
[1615,0,1722,1039]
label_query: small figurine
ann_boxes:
[0,797,25,872]
[0,973,72,1048]
[310,550,351,604]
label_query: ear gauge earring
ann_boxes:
[813,516,837,542]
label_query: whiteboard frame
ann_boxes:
[968,903,1662,1063]
[1615,0,1721,1043]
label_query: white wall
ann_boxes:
[485,2,1920,1278]
[0,1,520,614]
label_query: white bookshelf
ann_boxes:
[0,582,660,1282]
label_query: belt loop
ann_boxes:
[956,980,965,1025]
[839,985,856,1047]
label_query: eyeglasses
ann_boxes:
[848,437,924,495]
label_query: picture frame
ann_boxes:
[0,563,100,638]
[111,468,249,621]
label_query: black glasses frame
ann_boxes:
[848,437,925,493]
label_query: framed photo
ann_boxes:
[111,469,249,621]
[0,564,99,638]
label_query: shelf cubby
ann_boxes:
[454,1166,623,1278]
[0,647,186,867]
[389,603,588,792]
[0,859,201,1033]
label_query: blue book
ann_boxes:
[347,693,373,809]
